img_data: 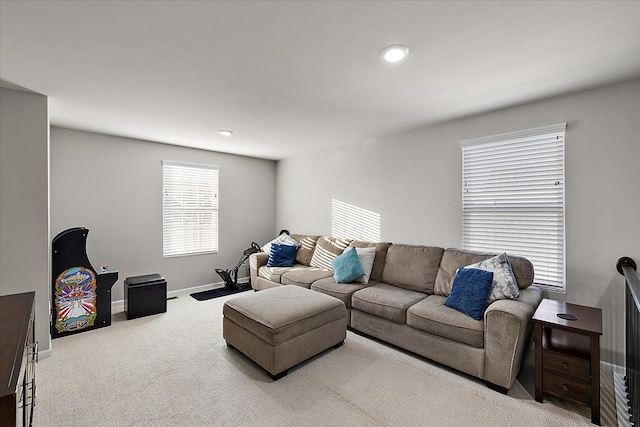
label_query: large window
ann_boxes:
[461,123,566,291]
[162,161,219,257]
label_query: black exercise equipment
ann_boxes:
[215,230,291,290]
[216,242,261,290]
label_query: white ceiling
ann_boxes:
[1,1,639,161]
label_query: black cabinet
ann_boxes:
[124,273,167,319]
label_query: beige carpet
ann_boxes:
[34,293,617,426]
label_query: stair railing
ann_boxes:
[617,256,639,426]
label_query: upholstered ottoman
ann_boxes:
[223,285,347,380]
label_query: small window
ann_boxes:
[460,123,566,292]
[162,161,219,257]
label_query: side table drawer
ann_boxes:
[543,350,590,381]
[543,371,591,404]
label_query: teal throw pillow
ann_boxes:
[445,267,494,320]
[332,247,366,283]
[267,243,297,267]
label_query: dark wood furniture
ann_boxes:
[0,292,37,427]
[533,298,602,425]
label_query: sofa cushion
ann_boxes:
[309,236,352,270]
[349,241,392,282]
[267,243,297,267]
[352,283,428,324]
[464,253,520,304]
[407,295,484,348]
[311,278,377,308]
[434,248,535,297]
[290,234,320,266]
[280,267,334,288]
[381,244,445,293]
[445,268,494,321]
[332,247,366,283]
[258,265,301,283]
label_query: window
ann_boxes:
[460,123,566,292]
[331,199,381,242]
[162,161,219,257]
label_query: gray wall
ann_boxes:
[0,88,51,354]
[51,127,276,302]
[276,79,640,368]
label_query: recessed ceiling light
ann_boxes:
[380,44,409,63]
[218,130,233,136]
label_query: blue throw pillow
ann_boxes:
[445,267,494,320]
[331,247,366,283]
[267,243,297,267]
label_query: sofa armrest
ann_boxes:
[249,253,269,290]
[483,286,543,389]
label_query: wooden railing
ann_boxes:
[618,256,639,426]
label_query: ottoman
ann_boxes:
[223,285,347,380]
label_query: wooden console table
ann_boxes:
[0,292,37,427]
[533,298,602,425]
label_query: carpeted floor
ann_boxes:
[34,293,617,426]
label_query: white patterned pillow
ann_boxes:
[464,253,519,304]
[354,247,376,284]
[261,233,301,255]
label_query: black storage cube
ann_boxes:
[124,273,167,320]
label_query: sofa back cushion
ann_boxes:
[349,241,392,282]
[290,234,320,266]
[434,248,535,297]
[381,244,445,293]
[309,236,352,270]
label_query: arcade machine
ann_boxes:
[51,227,118,339]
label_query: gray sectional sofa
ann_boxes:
[249,235,543,391]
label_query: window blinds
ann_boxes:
[162,161,219,257]
[460,123,566,291]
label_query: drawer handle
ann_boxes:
[562,384,569,392]
[562,362,568,370]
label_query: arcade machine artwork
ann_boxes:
[51,227,118,338]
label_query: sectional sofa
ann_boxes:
[249,234,543,391]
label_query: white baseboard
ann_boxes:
[38,348,52,360]
[111,277,250,308]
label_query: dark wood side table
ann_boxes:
[533,299,602,425]
[0,292,37,427]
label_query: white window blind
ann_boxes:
[460,123,566,291]
[163,161,219,257]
